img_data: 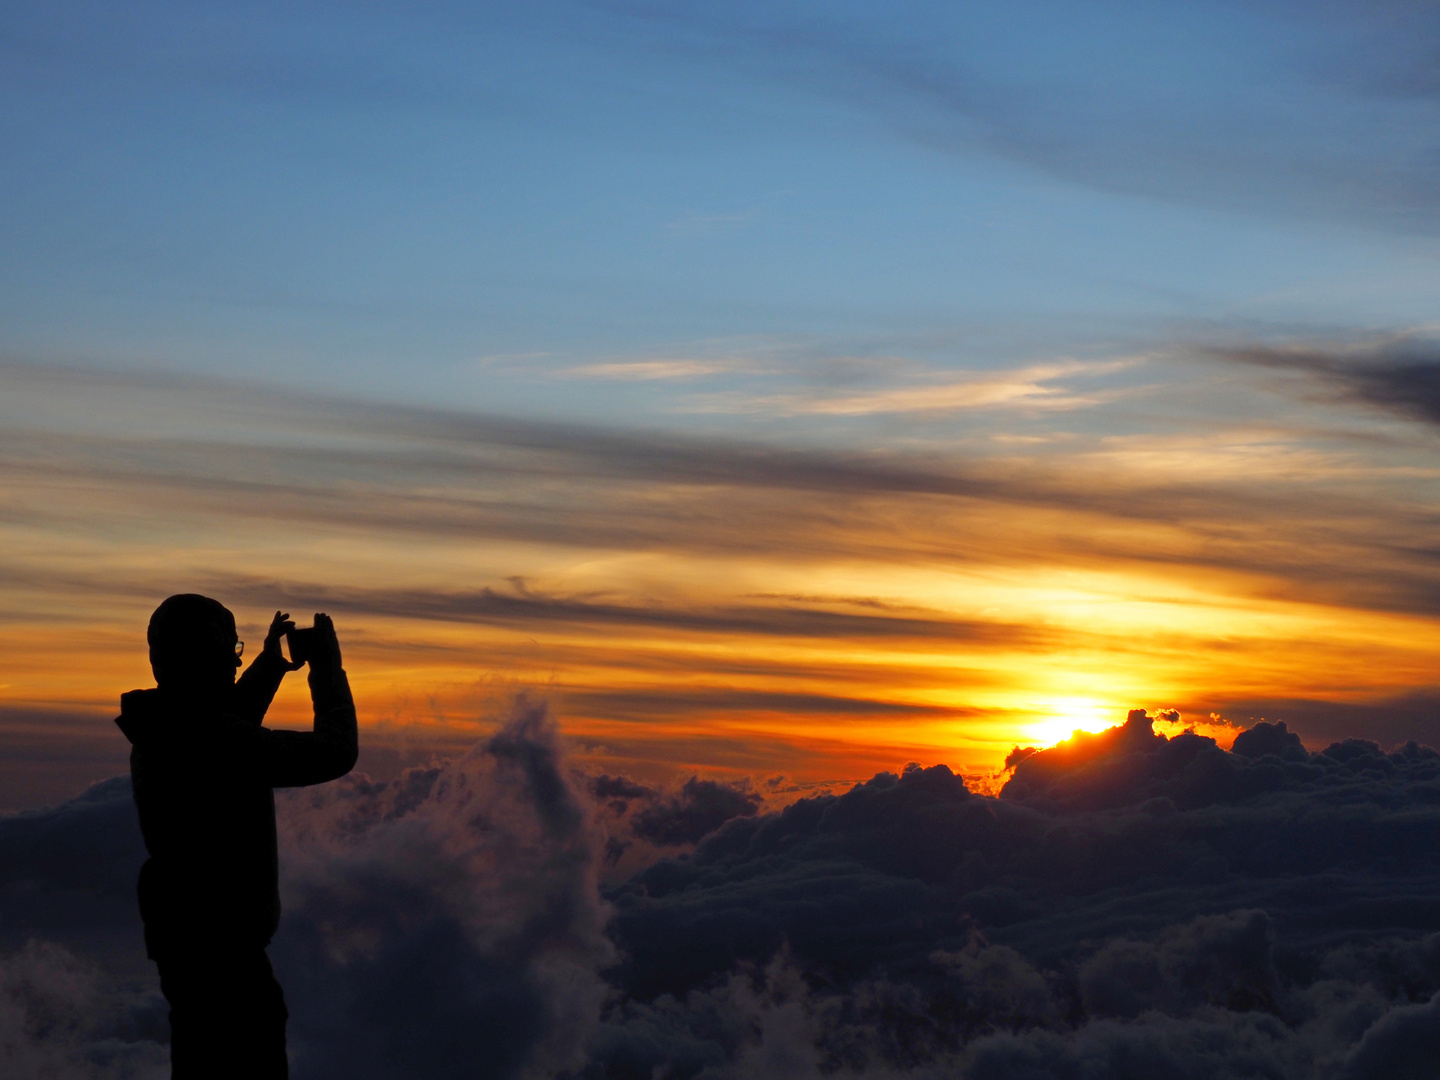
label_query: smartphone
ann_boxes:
[285,626,317,666]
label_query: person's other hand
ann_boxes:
[264,611,305,671]
[312,612,343,672]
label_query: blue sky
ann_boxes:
[6,0,1440,425]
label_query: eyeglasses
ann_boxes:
[234,640,245,659]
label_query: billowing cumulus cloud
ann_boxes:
[10,701,1440,1075]
[589,772,767,868]
[0,778,165,1076]
[592,710,1440,1077]
[627,776,763,847]
[0,940,167,1079]
[270,695,618,1079]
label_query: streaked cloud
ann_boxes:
[600,1,1440,233]
[7,353,1440,811]
[705,359,1134,416]
[562,359,737,380]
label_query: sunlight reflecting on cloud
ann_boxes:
[6,358,1440,805]
[1023,697,1116,747]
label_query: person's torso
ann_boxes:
[121,690,283,949]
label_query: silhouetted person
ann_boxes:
[115,595,358,1079]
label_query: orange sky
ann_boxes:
[10,0,1440,821]
[6,359,1440,808]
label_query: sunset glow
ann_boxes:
[16,7,1440,1075]
[6,360,1440,807]
[7,3,1440,814]
[1023,699,1117,749]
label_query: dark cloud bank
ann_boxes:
[10,704,1440,1077]
[1227,340,1440,431]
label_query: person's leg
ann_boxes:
[157,954,218,1080]
[155,948,289,1079]
[237,949,290,1079]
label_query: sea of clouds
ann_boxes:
[5,701,1440,1078]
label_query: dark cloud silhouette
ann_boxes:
[270,695,614,1080]
[1226,340,1440,429]
[0,780,165,1075]
[629,777,763,847]
[0,775,149,957]
[595,709,1440,1075]
[15,702,1440,1075]
[1336,991,1440,1080]
[0,940,167,1079]
[589,773,767,865]
[1230,719,1308,761]
[1220,692,1440,751]
[1077,909,1280,1019]
[592,774,656,803]
[1003,744,1040,770]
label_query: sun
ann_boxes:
[1023,697,1114,748]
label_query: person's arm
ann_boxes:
[234,611,302,725]
[258,613,358,788]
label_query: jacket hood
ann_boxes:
[115,688,166,745]
[116,684,246,745]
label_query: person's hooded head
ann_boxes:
[147,594,242,695]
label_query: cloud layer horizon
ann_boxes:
[6,699,1440,1078]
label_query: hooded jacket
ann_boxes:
[115,649,357,957]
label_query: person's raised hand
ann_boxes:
[264,610,305,672]
[312,612,343,672]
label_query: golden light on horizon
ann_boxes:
[1022,696,1116,748]
[8,366,1440,807]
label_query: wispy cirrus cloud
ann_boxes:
[561,359,738,380]
[700,359,1136,416]
[592,1,1440,233]
[3,359,1439,613]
